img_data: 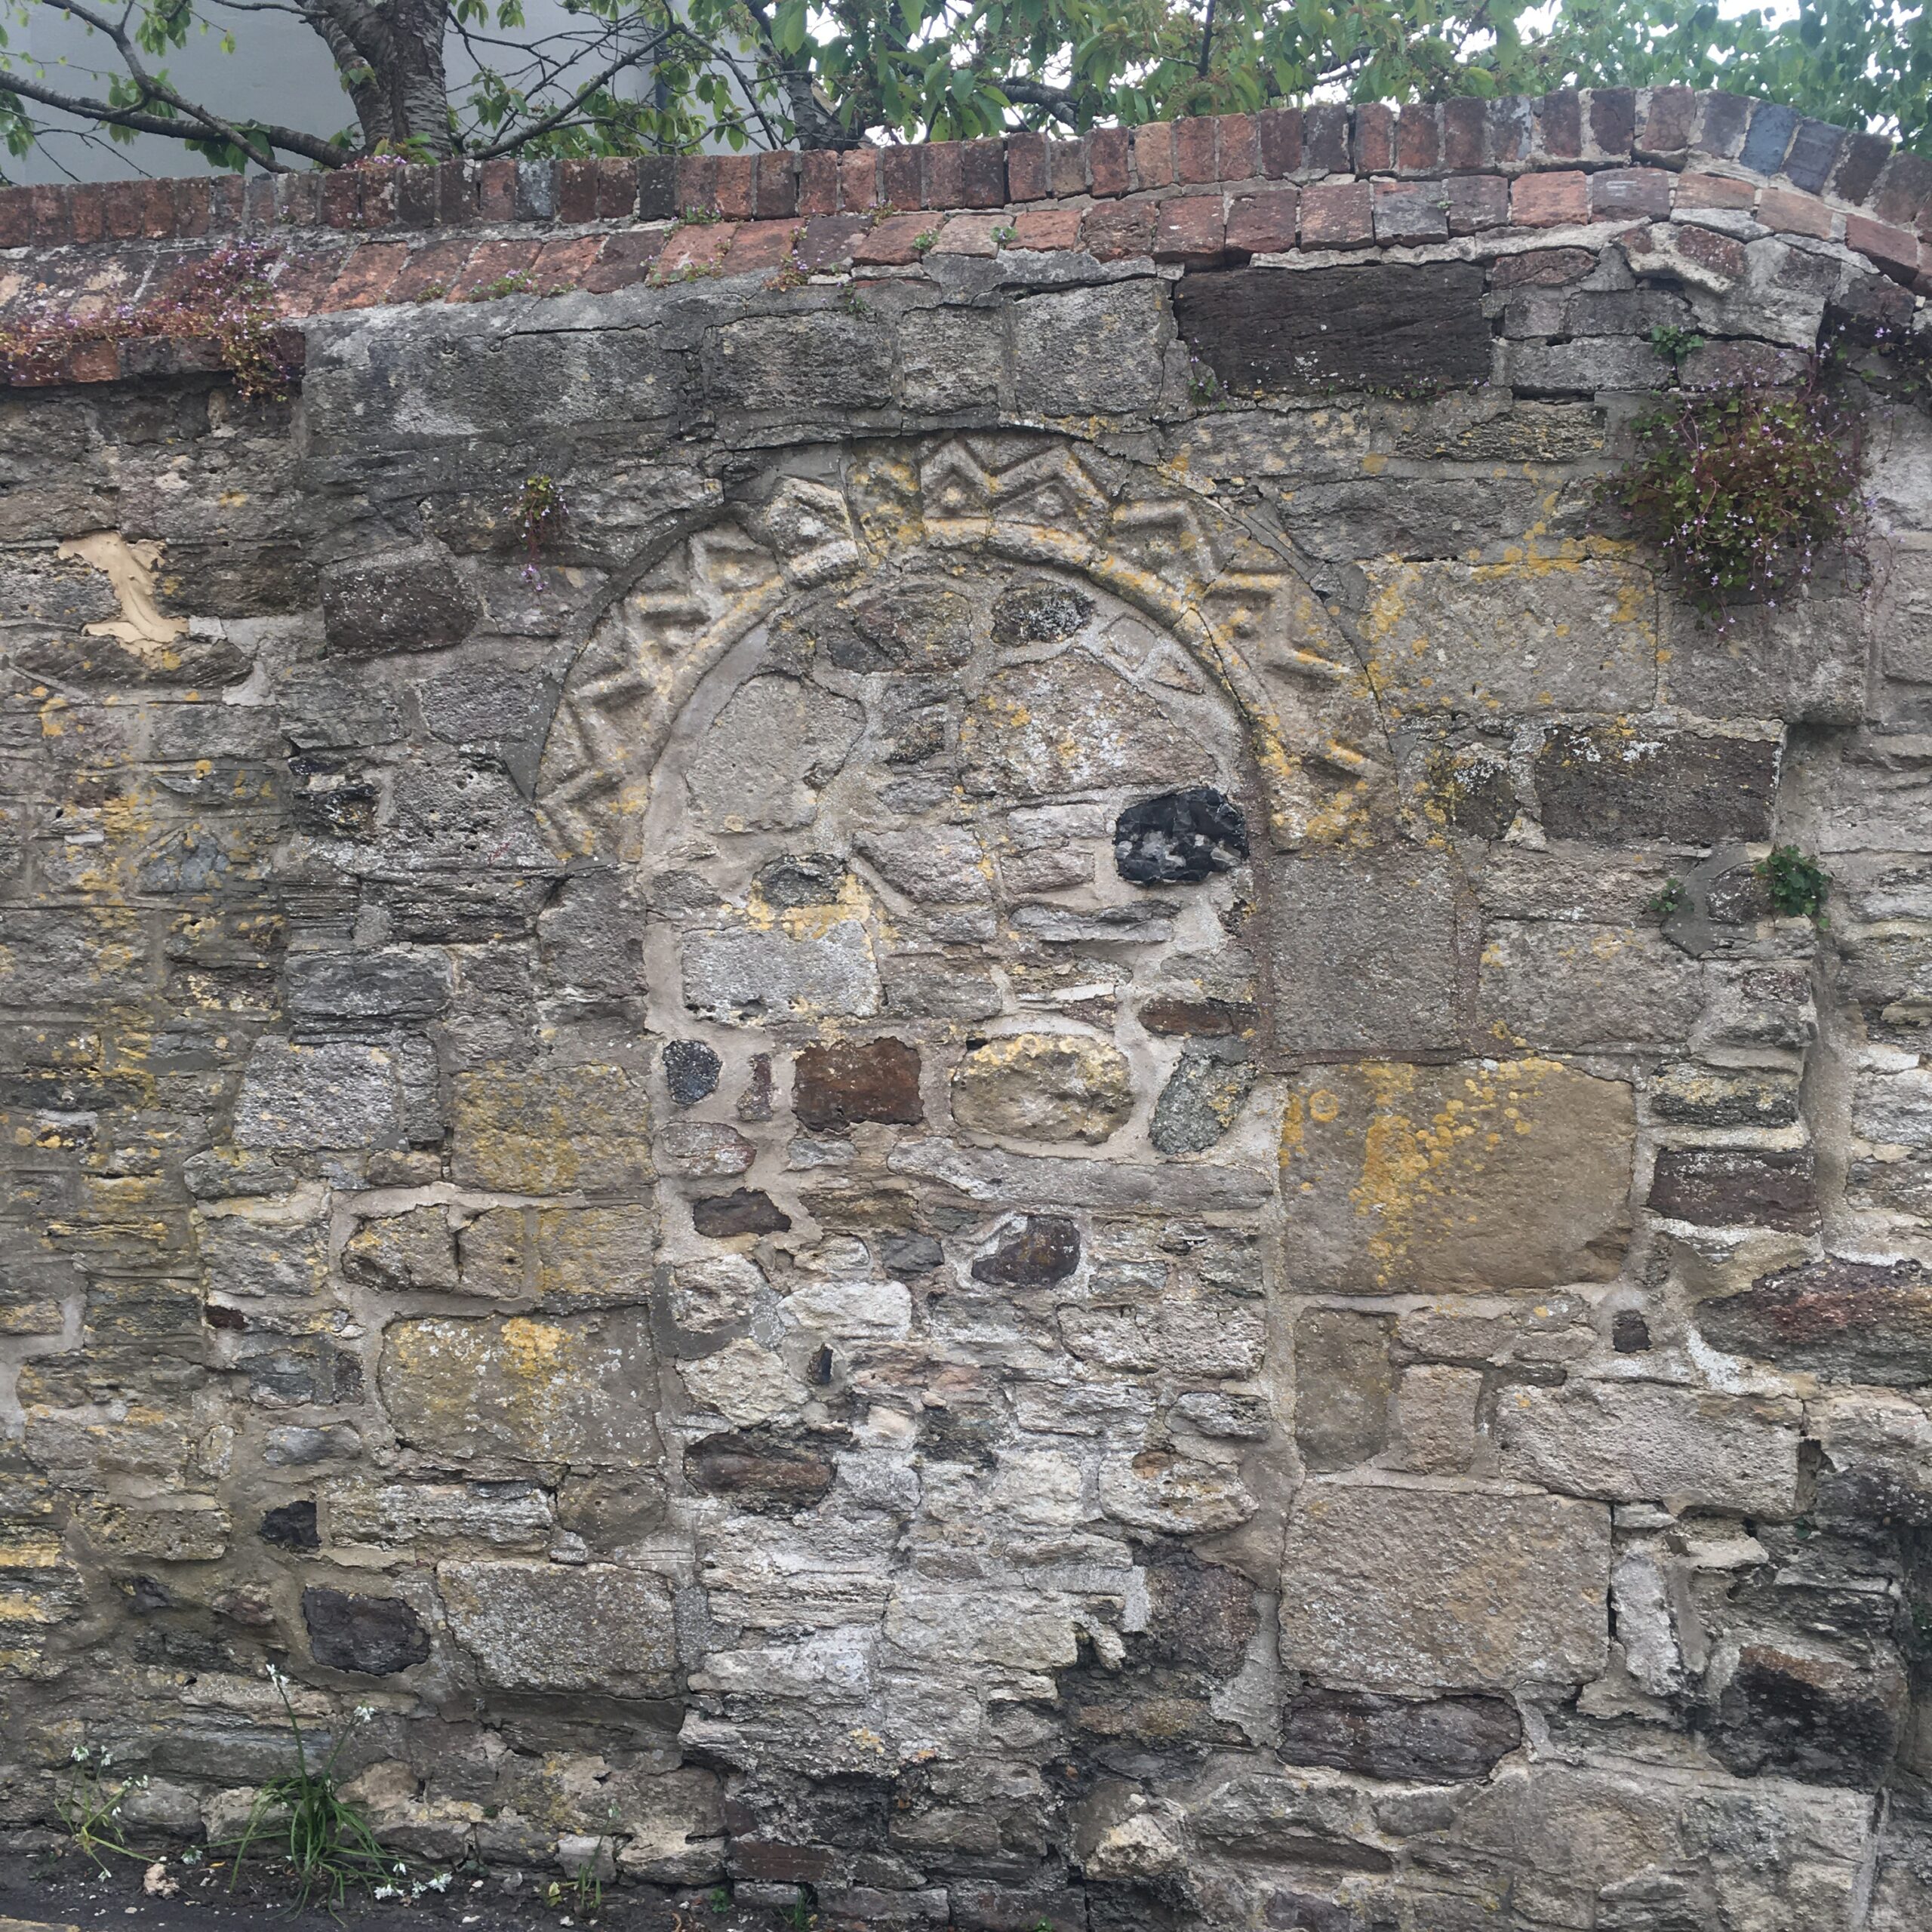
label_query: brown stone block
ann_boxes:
[853,212,932,266]
[792,1038,923,1131]
[598,155,644,219]
[1697,1256,1932,1386]
[1847,211,1920,281]
[1279,1058,1635,1293]
[1649,1147,1820,1234]
[1280,1482,1611,1692]
[1353,102,1395,172]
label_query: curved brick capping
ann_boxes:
[3,88,1932,1932]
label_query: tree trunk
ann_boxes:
[302,0,456,159]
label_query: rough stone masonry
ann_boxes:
[2,83,1932,1932]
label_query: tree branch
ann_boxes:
[468,26,666,157]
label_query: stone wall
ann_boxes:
[2,89,1932,1932]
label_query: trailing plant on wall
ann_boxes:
[0,245,296,401]
[1600,358,1866,629]
[508,474,571,589]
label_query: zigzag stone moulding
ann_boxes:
[2,89,1932,1932]
[536,441,1386,866]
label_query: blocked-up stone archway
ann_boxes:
[531,445,1315,1877]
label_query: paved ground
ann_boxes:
[0,1857,795,1932]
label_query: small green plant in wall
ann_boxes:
[509,473,570,590]
[1756,845,1829,925]
[1601,356,1865,629]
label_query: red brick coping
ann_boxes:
[1,88,1924,388]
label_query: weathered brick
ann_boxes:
[880,146,921,209]
[1176,116,1218,185]
[1257,106,1303,178]
[1639,85,1697,157]
[1588,87,1635,158]
[838,147,880,211]
[961,137,1007,207]
[922,140,964,208]
[1088,126,1130,197]
[1781,117,1844,194]
[1012,208,1084,251]
[1539,88,1582,159]
[1739,99,1798,176]
[1300,178,1374,248]
[1675,171,1757,210]
[1694,89,1752,158]
[1080,199,1157,260]
[1303,103,1350,173]
[1353,102,1395,173]
[1831,131,1893,207]
[1847,211,1921,281]
[1590,168,1672,220]
[1511,170,1588,226]
[1758,187,1833,238]
[1217,113,1258,181]
[1374,180,1448,244]
[755,152,798,220]
[476,158,518,221]
[798,150,840,217]
[715,153,755,218]
[1871,151,1932,230]
[1396,103,1441,175]
[1226,188,1299,254]
[557,158,600,225]
[1135,122,1176,189]
[1007,132,1049,202]
[1048,135,1088,196]
[1445,174,1508,234]
[1442,97,1484,171]
[795,214,867,271]
[1154,195,1226,263]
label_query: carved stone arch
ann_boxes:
[533,435,1391,865]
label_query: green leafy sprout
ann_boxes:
[1756,844,1829,925]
